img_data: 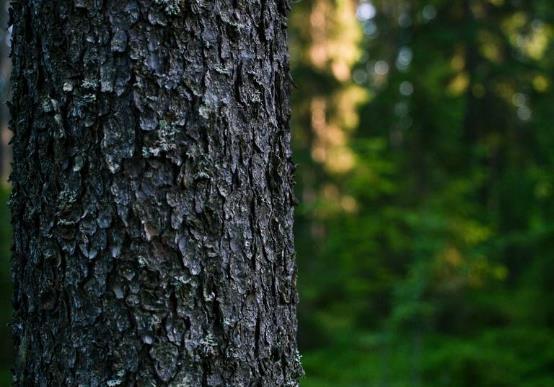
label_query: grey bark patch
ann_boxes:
[150,341,179,382]
[10,0,302,385]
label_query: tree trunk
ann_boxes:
[0,0,9,183]
[10,0,302,385]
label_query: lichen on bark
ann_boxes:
[10,0,302,385]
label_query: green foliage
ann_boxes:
[292,0,554,385]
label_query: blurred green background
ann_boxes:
[2,0,554,385]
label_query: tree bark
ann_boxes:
[10,0,302,385]
[0,0,9,183]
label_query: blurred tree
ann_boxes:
[9,0,301,385]
[290,0,370,349]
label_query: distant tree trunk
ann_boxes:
[10,0,302,385]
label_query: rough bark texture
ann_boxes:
[10,0,302,385]
[0,0,9,183]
